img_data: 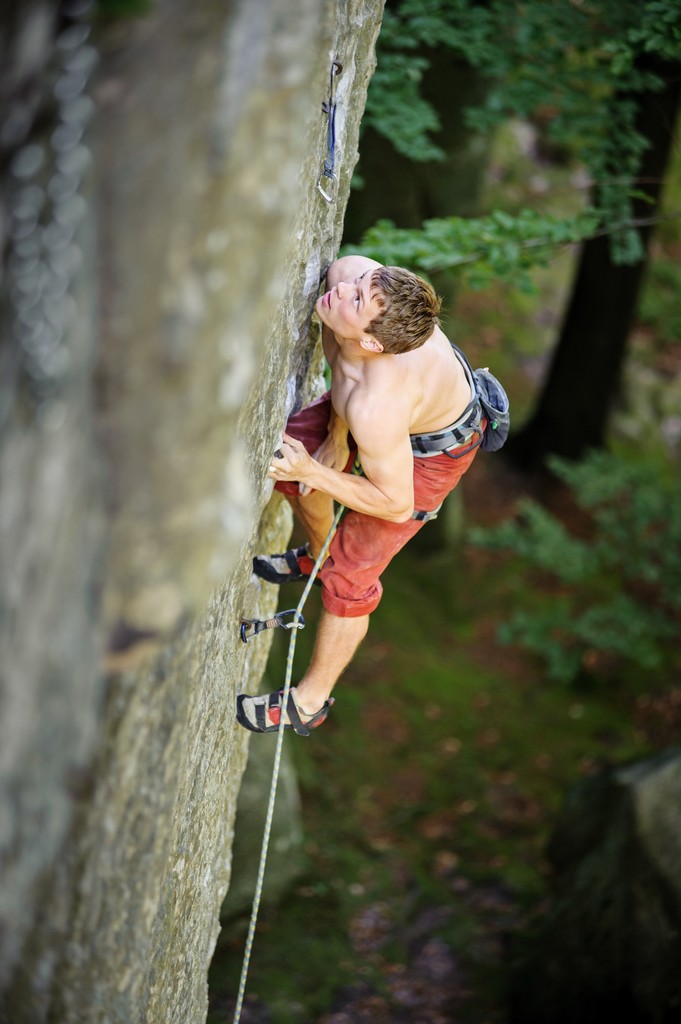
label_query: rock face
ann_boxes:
[510,747,681,1024]
[0,1,384,1021]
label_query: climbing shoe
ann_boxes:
[236,687,334,736]
[252,545,321,585]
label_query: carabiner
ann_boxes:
[316,58,343,203]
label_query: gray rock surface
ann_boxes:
[0,1,384,1021]
[510,747,681,1024]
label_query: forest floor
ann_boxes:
[208,449,676,1024]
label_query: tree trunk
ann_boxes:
[344,52,492,241]
[506,66,681,471]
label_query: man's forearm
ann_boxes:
[303,459,413,523]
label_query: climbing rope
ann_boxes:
[232,501,345,1024]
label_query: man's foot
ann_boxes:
[236,687,334,736]
[252,545,321,585]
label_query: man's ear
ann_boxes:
[360,334,384,354]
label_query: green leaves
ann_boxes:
[345,208,601,291]
[470,500,593,586]
[363,51,445,162]
[362,0,681,265]
[621,0,681,60]
[469,452,681,683]
[362,0,503,161]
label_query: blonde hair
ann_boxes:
[367,267,442,353]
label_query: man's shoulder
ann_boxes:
[359,355,417,399]
[345,368,415,439]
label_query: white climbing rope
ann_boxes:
[232,501,345,1024]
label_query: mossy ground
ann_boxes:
[208,455,670,1023]
[209,117,680,1024]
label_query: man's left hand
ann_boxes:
[268,432,313,486]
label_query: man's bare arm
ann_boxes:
[276,432,414,522]
[273,400,415,522]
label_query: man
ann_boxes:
[236,255,485,736]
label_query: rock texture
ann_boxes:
[510,747,681,1024]
[0,1,384,1021]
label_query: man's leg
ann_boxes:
[293,610,369,714]
[236,610,368,733]
[252,487,337,585]
[287,489,335,561]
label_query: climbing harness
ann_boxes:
[239,609,305,644]
[410,343,510,456]
[316,58,343,202]
[232,501,345,1024]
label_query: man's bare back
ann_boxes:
[328,321,471,439]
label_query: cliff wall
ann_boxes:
[0,1,384,1020]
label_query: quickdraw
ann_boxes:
[316,58,343,202]
[239,609,305,644]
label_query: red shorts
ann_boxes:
[276,393,480,617]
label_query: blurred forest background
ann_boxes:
[211,1,681,1023]
[2,0,680,1021]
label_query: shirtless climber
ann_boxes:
[237,255,488,736]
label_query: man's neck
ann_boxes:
[335,333,382,364]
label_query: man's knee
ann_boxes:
[320,576,383,618]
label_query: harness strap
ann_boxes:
[412,502,442,522]
[280,690,310,737]
[410,343,483,457]
[443,429,484,460]
[411,413,482,455]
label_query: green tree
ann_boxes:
[509,61,680,466]
[351,0,681,464]
[469,451,681,685]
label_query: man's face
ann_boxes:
[316,270,382,341]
